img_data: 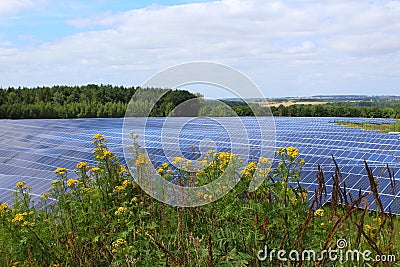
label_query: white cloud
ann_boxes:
[1,0,400,96]
[0,0,47,16]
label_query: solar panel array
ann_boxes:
[0,117,399,213]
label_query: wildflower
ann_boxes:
[315,208,324,217]
[131,197,138,204]
[172,157,185,165]
[112,238,127,248]
[93,133,104,140]
[373,217,382,226]
[162,163,169,169]
[297,158,305,165]
[114,185,124,192]
[54,168,67,175]
[115,207,128,216]
[277,148,286,156]
[15,181,26,188]
[365,224,376,231]
[135,154,148,166]
[0,203,9,214]
[119,166,128,175]
[157,168,164,174]
[89,166,100,172]
[286,146,299,158]
[51,180,59,186]
[197,192,203,198]
[67,178,79,187]
[259,157,270,164]
[11,213,24,223]
[122,180,130,187]
[76,162,88,169]
[290,197,297,205]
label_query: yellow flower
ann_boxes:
[315,208,324,217]
[135,154,148,166]
[122,180,130,187]
[54,168,67,175]
[93,133,104,140]
[197,192,203,198]
[162,163,169,169]
[286,146,299,158]
[76,162,88,169]
[11,213,24,223]
[67,178,79,187]
[172,157,185,165]
[119,166,128,175]
[277,148,286,156]
[259,157,270,164]
[15,181,26,188]
[157,168,164,174]
[365,224,376,231]
[112,238,127,248]
[89,166,100,172]
[373,217,382,226]
[115,207,128,216]
[298,158,305,165]
[51,180,59,186]
[0,203,9,214]
[114,185,124,192]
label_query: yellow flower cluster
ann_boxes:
[76,162,88,169]
[286,146,299,158]
[365,224,377,232]
[15,181,26,188]
[277,147,300,159]
[112,238,127,248]
[114,180,131,192]
[259,157,271,164]
[135,154,148,166]
[54,168,67,175]
[0,203,9,214]
[118,166,128,175]
[115,207,128,216]
[314,208,324,217]
[161,163,169,169]
[11,213,25,223]
[172,157,185,165]
[241,161,257,177]
[93,133,104,140]
[67,178,79,187]
[89,166,100,172]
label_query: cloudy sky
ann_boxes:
[1,0,400,97]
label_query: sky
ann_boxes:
[1,0,400,98]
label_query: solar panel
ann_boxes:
[0,117,399,213]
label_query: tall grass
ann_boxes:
[0,134,398,266]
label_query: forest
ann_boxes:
[1,85,399,119]
[0,85,198,119]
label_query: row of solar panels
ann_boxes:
[0,117,399,213]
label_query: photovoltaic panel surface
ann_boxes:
[0,117,399,213]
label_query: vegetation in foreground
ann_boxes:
[0,134,399,266]
[337,120,400,133]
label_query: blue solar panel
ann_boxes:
[0,117,399,213]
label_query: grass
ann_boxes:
[0,134,399,266]
[337,120,400,133]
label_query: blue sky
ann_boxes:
[1,0,400,98]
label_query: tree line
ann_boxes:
[0,85,198,119]
[1,85,399,119]
[270,104,400,118]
